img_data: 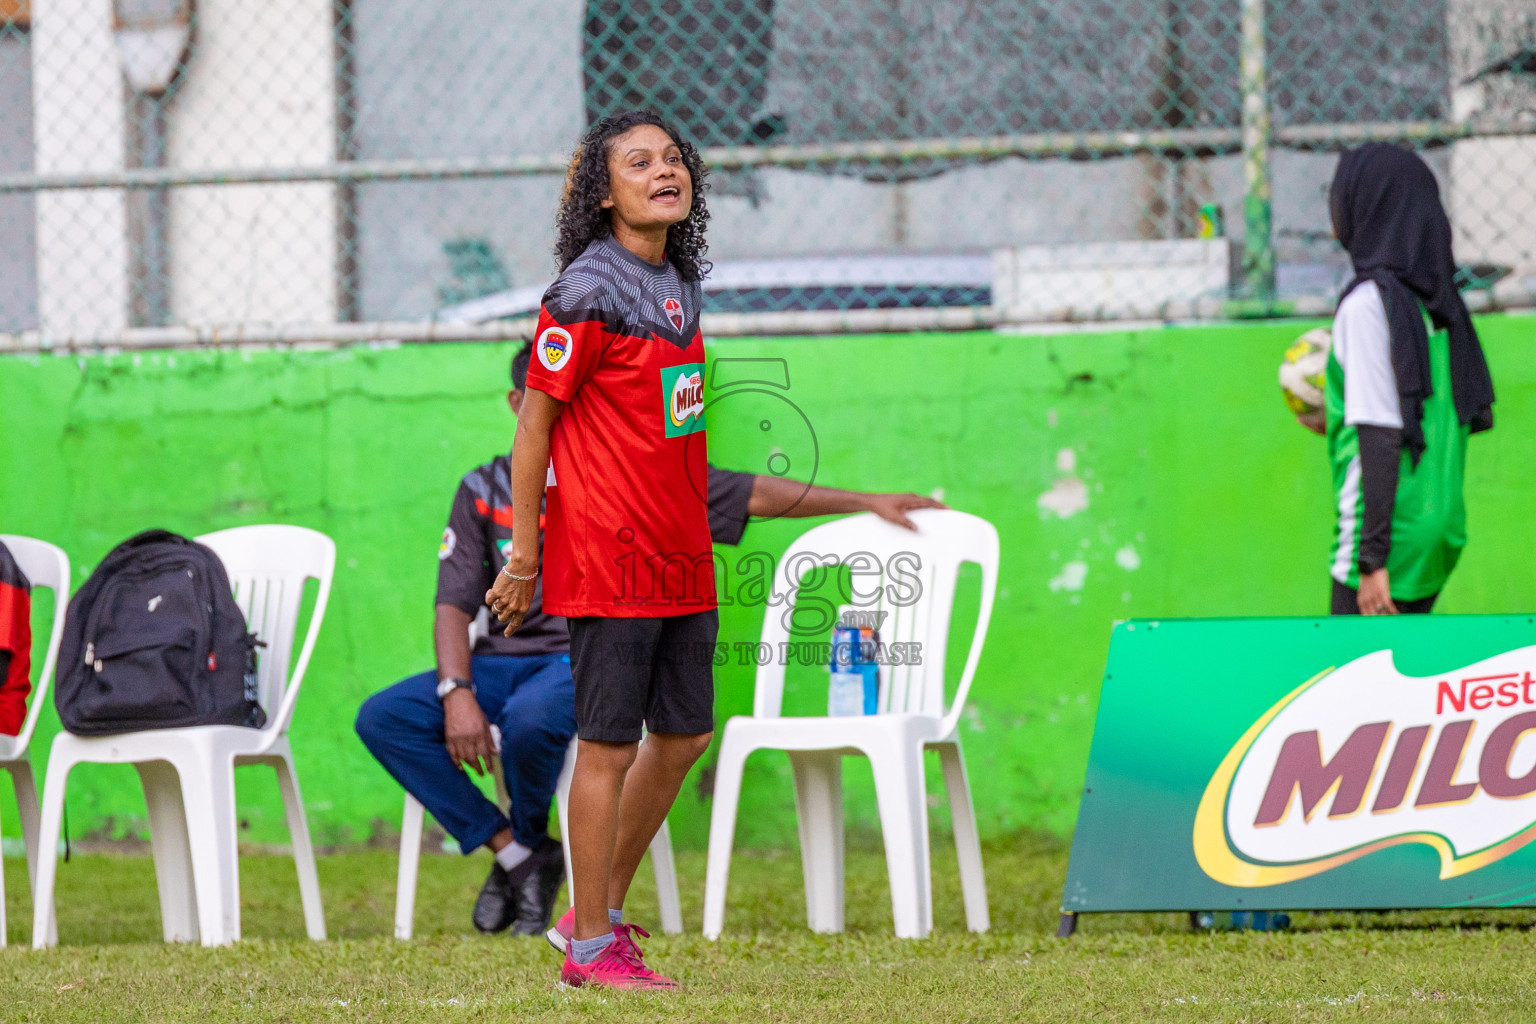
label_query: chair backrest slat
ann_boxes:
[195,526,334,738]
[226,573,297,715]
[750,509,997,733]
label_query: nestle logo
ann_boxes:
[1435,673,1536,715]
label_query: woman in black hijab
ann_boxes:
[1322,143,1494,616]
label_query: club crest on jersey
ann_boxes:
[537,326,572,371]
[660,363,706,438]
[661,297,684,331]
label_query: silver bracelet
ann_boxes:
[501,564,538,581]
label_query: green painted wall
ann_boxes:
[2,317,1533,851]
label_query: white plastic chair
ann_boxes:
[31,525,334,948]
[393,737,683,939]
[703,509,997,939]
[0,536,69,948]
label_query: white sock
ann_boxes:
[495,841,533,872]
[609,908,624,925]
[570,931,615,964]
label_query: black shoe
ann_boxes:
[509,837,566,936]
[472,862,516,934]
[473,843,546,934]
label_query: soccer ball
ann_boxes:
[1279,328,1331,415]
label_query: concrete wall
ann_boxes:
[165,0,338,325]
[0,2,1511,330]
[346,0,1206,318]
[30,0,128,337]
[0,27,36,332]
[1447,0,1536,291]
[348,0,586,319]
[1,316,1533,851]
[345,0,1454,320]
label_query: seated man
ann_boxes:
[0,540,31,736]
[357,343,943,936]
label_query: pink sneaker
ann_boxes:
[612,921,652,962]
[560,938,678,991]
[547,912,652,961]
[546,907,575,953]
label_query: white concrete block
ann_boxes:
[31,0,129,336]
[991,238,1231,322]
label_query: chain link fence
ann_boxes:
[0,0,1532,347]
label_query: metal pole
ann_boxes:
[0,120,1526,195]
[144,97,170,326]
[1239,0,1275,300]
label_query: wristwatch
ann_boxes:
[436,676,475,701]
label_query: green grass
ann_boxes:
[3,834,1536,1021]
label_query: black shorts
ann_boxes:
[568,609,718,743]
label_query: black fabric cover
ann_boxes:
[1355,424,1403,575]
[1331,143,1495,466]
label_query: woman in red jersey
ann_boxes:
[487,110,714,990]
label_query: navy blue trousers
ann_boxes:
[355,653,575,852]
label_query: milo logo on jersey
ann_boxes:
[661,363,706,438]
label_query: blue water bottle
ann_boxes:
[827,626,863,716]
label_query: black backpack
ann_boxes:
[56,530,267,735]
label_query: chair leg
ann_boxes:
[1,789,7,948]
[492,754,511,810]
[30,746,72,949]
[137,760,200,943]
[701,736,750,939]
[268,753,327,941]
[10,763,40,884]
[555,740,577,909]
[790,750,845,934]
[937,742,989,933]
[11,762,56,947]
[173,754,242,946]
[647,820,684,935]
[868,738,932,939]
[395,793,424,941]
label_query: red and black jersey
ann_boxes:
[0,542,32,736]
[524,235,713,618]
[433,456,755,655]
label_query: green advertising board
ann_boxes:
[1061,615,1536,928]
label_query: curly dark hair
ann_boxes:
[554,110,711,281]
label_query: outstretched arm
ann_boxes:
[747,475,946,531]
